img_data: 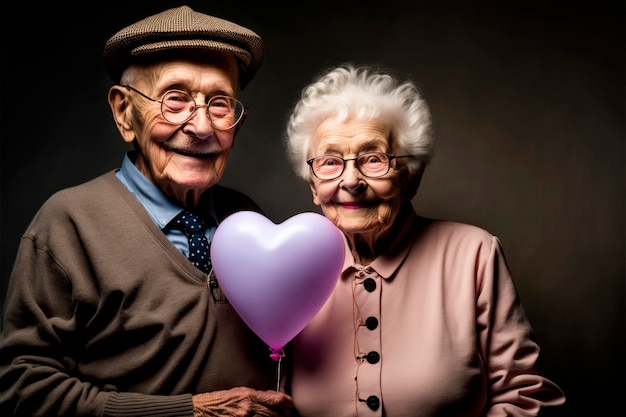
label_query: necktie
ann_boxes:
[174,211,212,274]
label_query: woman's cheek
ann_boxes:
[314,182,338,204]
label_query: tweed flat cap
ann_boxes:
[103,5,264,89]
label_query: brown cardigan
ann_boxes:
[0,170,280,417]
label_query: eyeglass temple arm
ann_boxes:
[232,108,249,136]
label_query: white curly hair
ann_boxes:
[283,63,434,182]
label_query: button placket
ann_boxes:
[353,270,383,416]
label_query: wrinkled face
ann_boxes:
[307,117,409,237]
[123,57,240,201]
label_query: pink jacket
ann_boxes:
[290,205,565,416]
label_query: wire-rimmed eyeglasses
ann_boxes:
[123,85,246,130]
[306,152,415,180]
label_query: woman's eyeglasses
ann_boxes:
[306,152,414,180]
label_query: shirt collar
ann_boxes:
[341,203,419,279]
[116,151,214,229]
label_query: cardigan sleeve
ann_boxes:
[0,230,195,417]
[476,236,565,415]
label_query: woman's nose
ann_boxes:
[341,160,366,191]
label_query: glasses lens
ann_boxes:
[160,91,244,128]
[357,153,390,177]
[311,156,344,179]
[160,90,196,124]
[208,96,244,130]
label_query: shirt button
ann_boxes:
[363,278,376,292]
[365,316,378,330]
[366,396,380,410]
[366,351,380,364]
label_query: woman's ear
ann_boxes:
[309,180,322,207]
[108,86,135,144]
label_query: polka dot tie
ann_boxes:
[174,211,212,274]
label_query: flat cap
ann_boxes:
[103,5,264,89]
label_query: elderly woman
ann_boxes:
[283,64,565,416]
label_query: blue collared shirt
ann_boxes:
[115,152,216,257]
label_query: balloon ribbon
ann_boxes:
[270,347,285,391]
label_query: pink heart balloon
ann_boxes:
[211,211,345,353]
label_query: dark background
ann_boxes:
[1,1,623,416]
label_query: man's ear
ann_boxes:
[108,86,135,144]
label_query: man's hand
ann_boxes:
[192,386,293,417]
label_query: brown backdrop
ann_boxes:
[1,1,623,416]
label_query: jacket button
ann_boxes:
[366,395,380,410]
[366,351,380,364]
[363,278,376,292]
[365,316,378,330]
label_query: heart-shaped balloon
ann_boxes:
[211,211,345,355]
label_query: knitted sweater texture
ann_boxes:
[0,170,279,417]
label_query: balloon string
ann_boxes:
[276,357,282,391]
[269,347,285,391]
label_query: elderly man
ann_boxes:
[0,5,292,417]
